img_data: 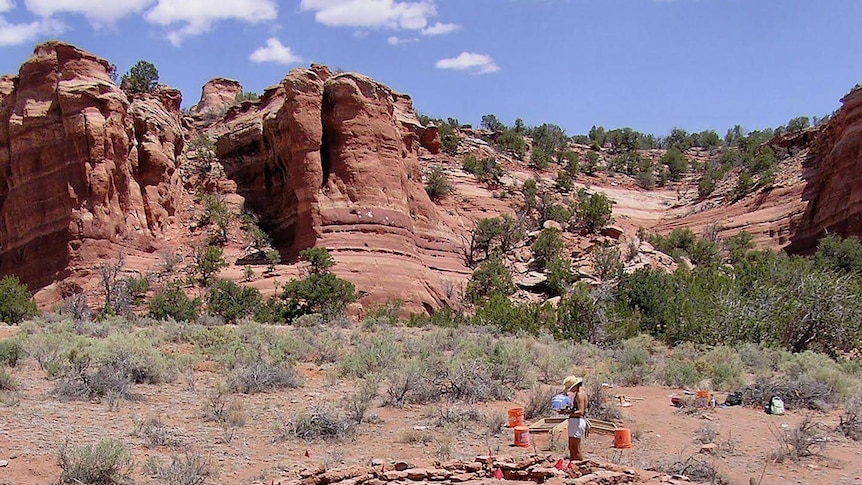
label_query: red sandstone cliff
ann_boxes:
[210,66,467,313]
[786,86,862,253]
[0,41,183,290]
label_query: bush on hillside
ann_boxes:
[424,165,451,200]
[531,228,565,269]
[0,276,38,324]
[576,191,613,234]
[207,280,262,324]
[192,245,228,285]
[282,248,357,318]
[149,286,201,322]
[466,256,516,303]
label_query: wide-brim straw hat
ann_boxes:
[563,375,583,392]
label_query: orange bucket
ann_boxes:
[614,428,632,449]
[696,390,710,399]
[513,425,530,448]
[507,407,525,427]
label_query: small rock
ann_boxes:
[543,220,563,231]
[404,468,429,480]
[0,460,7,467]
[699,443,717,454]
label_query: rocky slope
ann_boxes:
[0,41,183,291]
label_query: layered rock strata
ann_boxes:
[787,86,862,252]
[0,41,183,289]
[211,66,465,312]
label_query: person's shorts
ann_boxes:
[568,417,586,438]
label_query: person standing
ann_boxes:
[562,375,588,461]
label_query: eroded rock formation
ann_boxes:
[191,77,243,117]
[787,86,862,252]
[211,66,465,313]
[0,41,183,289]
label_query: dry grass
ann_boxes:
[770,416,828,462]
[57,439,133,485]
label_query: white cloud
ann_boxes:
[386,35,416,45]
[300,0,437,30]
[0,15,64,46]
[0,1,14,14]
[421,21,458,36]
[24,0,152,25]
[249,37,303,65]
[435,52,500,74]
[145,0,278,45]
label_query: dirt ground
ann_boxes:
[1,322,861,485]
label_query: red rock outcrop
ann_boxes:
[191,77,243,117]
[0,41,183,290]
[787,86,862,252]
[211,67,468,313]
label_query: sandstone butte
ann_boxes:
[1,40,861,313]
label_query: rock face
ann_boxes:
[0,41,183,289]
[191,77,243,117]
[787,86,862,253]
[212,66,467,312]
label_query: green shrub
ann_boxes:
[282,249,357,318]
[591,245,623,280]
[0,276,38,324]
[149,286,201,322]
[660,358,702,388]
[102,334,176,384]
[467,215,523,264]
[529,147,551,170]
[552,284,599,341]
[584,151,600,175]
[462,154,503,183]
[531,228,565,269]
[466,256,516,302]
[521,178,538,210]
[120,60,158,94]
[701,346,744,391]
[610,335,656,386]
[341,332,403,378]
[206,280,262,324]
[555,169,575,192]
[661,148,688,181]
[0,338,24,367]
[577,191,613,233]
[235,91,259,102]
[0,367,13,390]
[425,165,451,200]
[496,129,527,159]
[57,439,133,485]
[192,245,228,285]
[546,256,576,296]
[125,275,149,304]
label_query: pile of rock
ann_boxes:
[283,454,688,485]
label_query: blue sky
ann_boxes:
[1,0,860,136]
